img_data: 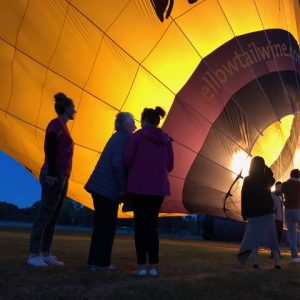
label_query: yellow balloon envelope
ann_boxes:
[0,0,299,219]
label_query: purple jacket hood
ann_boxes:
[139,127,172,144]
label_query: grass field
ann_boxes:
[1,228,300,300]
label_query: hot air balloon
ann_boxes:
[0,0,299,220]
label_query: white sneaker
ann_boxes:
[291,258,300,263]
[135,267,147,277]
[28,256,48,268]
[42,256,64,267]
[149,268,158,277]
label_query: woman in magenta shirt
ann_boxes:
[124,106,174,277]
[28,93,76,268]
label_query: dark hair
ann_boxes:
[141,106,166,127]
[249,156,265,176]
[275,181,282,185]
[290,169,300,179]
[54,93,73,115]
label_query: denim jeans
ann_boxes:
[29,170,68,255]
[285,209,300,258]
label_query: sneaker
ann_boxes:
[135,267,147,277]
[148,267,158,277]
[291,258,300,263]
[28,256,48,268]
[42,256,64,267]
[90,265,118,272]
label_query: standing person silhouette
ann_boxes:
[85,112,136,271]
[237,156,280,269]
[281,169,300,262]
[124,106,174,277]
[28,93,76,267]
[271,181,284,258]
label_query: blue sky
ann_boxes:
[0,150,40,208]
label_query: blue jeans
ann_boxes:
[285,209,300,258]
[29,170,68,255]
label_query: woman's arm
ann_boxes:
[45,132,57,176]
[111,136,129,192]
[167,139,174,172]
[241,179,250,221]
[265,166,275,187]
[124,135,138,169]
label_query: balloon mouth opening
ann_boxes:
[232,114,295,179]
[252,114,294,166]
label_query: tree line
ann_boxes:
[0,200,200,235]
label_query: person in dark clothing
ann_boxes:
[281,169,300,262]
[237,156,280,269]
[241,162,275,221]
[269,181,284,259]
[272,182,284,242]
[28,93,76,267]
[124,106,174,277]
[85,112,136,271]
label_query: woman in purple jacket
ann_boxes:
[124,106,174,277]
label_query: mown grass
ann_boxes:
[1,228,300,300]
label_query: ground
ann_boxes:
[1,228,300,300]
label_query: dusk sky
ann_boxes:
[0,150,40,208]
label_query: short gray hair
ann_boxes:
[115,112,134,131]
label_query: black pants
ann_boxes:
[275,219,283,243]
[130,194,164,265]
[88,193,119,267]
